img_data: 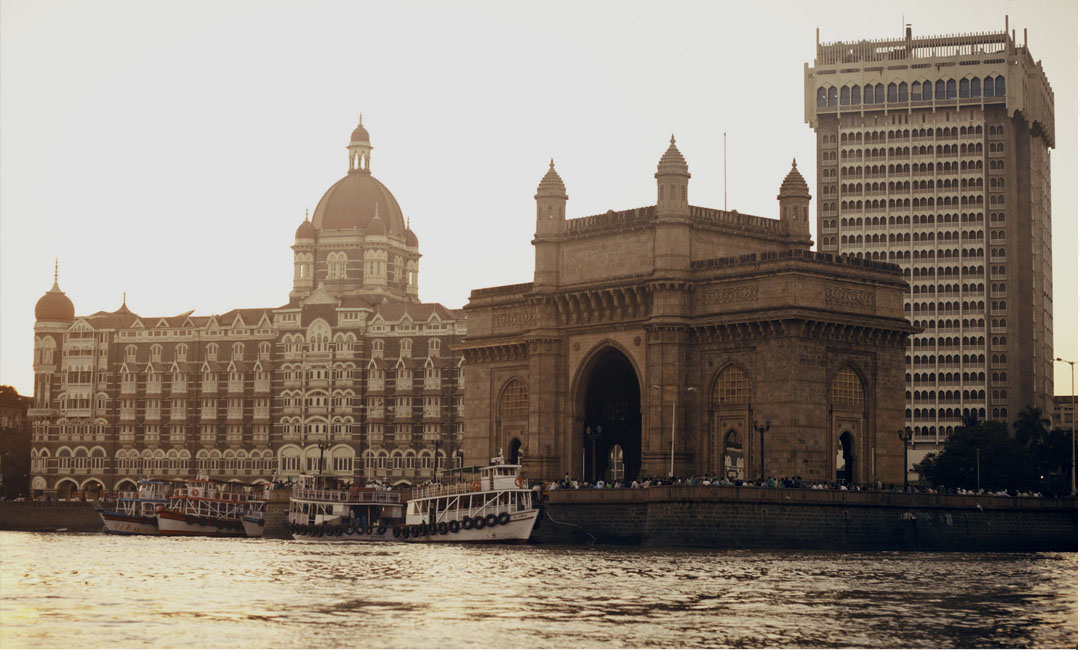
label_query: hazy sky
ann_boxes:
[1,0,1076,398]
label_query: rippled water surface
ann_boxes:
[0,533,1075,648]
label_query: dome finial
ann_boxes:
[358,112,363,127]
[122,291,127,307]
[670,134,676,145]
[792,158,797,168]
[53,258,59,284]
[549,158,555,169]
[305,207,310,221]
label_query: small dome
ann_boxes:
[656,135,689,177]
[405,226,418,247]
[35,280,74,322]
[295,218,316,241]
[350,116,370,144]
[778,159,811,199]
[535,159,567,198]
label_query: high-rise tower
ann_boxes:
[804,21,1055,473]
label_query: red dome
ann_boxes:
[35,282,74,322]
[405,227,418,247]
[311,172,406,238]
[351,124,370,143]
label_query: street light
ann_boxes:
[316,438,329,475]
[897,426,913,491]
[652,385,696,478]
[753,419,770,482]
[584,425,602,483]
[1054,357,1076,494]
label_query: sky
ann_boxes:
[1,0,1076,398]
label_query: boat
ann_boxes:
[99,479,173,535]
[240,483,272,538]
[402,456,539,544]
[156,478,253,537]
[286,475,405,541]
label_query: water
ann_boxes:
[0,533,1075,649]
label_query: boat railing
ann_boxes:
[412,477,530,501]
[292,487,402,504]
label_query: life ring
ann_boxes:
[515,477,523,488]
[462,517,474,530]
[497,512,510,526]
[191,489,200,497]
[484,514,498,528]
[448,520,460,533]
[377,526,386,535]
[472,481,481,492]
[473,516,486,530]
[437,522,448,535]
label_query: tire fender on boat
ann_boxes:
[334,526,344,536]
[484,514,498,528]
[393,526,402,538]
[401,526,410,539]
[462,517,474,530]
[345,526,356,536]
[448,520,460,533]
[473,516,486,530]
[437,522,448,535]
[377,526,386,535]
[497,512,510,526]
[366,526,374,536]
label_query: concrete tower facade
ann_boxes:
[804,22,1055,473]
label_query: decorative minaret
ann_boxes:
[653,136,691,273]
[348,114,372,173]
[291,210,316,298]
[777,159,812,243]
[655,135,690,218]
[533,159,567,288]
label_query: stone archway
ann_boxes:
[579,347,642,483]
[836,431,855,484]
[55,480,78,501]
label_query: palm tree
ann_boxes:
[1013,406,1051,448]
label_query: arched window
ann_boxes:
[326,252,348,279]
[830,366,865,407]
[499,379,528,418]
[898,82,908,101]
[922,80,932,100]
[864,84,874,104]
[984,76,994,96]
[959,78,969,98]
[840,86,850,105]
[946,79,956,99]
[827,87,837,106]
[971,77,981,98]
[713,365,750,406]
[887,82,897,103]
[995,75,1005,97]
[817,87,827,107]
[850,85,860,105]
[874,83,884,103]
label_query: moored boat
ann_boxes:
[402,456,539,544]
[286,475,405,541]
[156,478,253,537]
[240,483,272,538]
[99,479,173,535]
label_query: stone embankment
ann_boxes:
[533,486,1077,551]
[0,501,104,532]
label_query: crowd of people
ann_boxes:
[543,473,1052,498]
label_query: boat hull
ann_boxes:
[100,511,159,536]
[157,509,246,537]
[241,515,265,538]
[403,509,538,544]
[289,524,399,543]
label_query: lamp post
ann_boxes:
[652,385,696,478]
[1054,357,1076,494]
[316,437,329,475]
[897,426,913,491]
[584,425,602,483]
[753,419,770,482]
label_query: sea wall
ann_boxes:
[0,501,104,532]
[534,486,1078,552]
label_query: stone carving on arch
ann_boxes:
[827,362,869,485]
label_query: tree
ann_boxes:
[913,420,1039,492]
[1013,406,1051,448]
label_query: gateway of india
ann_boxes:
[461,138,915,485]
[29,118,914,498]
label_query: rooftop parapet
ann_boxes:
[691,248,902,276]
[816,30,1011,66]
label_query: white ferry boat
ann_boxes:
[240,483,272,538]
[286,475,405,542]
[99,479,173,535]
[156,478,253,537]
[402,456,539,544]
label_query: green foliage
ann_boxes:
[914,420,1039,492]
[914,408,1072,495]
